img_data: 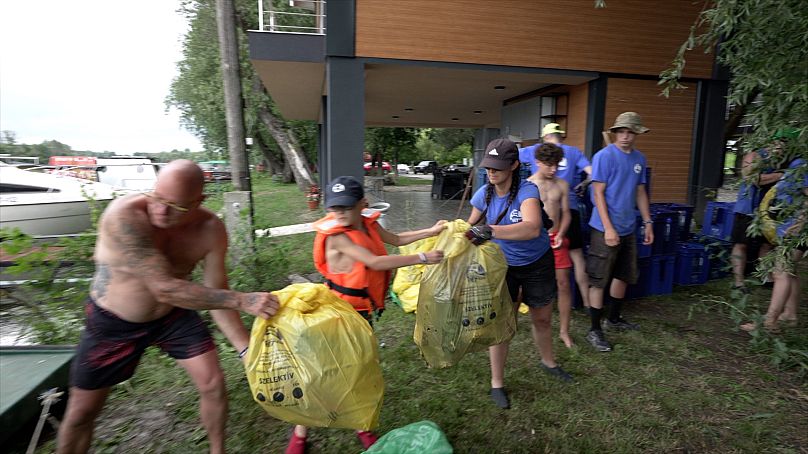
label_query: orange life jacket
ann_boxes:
[312,209,390,312]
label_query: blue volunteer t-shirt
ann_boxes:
[519,144,590,208]
[470,180,550,266]
[734,150,770,215]
[774,158,808,239]
[588,144,648,236]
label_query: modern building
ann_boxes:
[247,0,728,205]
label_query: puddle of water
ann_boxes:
[0,301,36,346]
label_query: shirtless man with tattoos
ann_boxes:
[57,160,279,454]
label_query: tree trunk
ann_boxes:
[215,0,250,191]
[253,77,315,191]
[255,137,284,175]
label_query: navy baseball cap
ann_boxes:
[325,176,364,208]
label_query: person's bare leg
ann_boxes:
[742,270,790,332]
[731,243,748,287]
[177,350,227,454]
[779,250,801,322]
[489,342,510,389]
[555,268,574,347]
[589,286,605,310]
[294,426,308,437]
[610,278,628,300]
[529,304,556,367]
[57,387,111,453]
[569,249,590,308]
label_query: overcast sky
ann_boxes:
[0,0,204,155]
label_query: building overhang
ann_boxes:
[248,32,597,127]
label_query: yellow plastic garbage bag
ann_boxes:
[414,220,516,368]
[245,283,384,431]
[391,237,437,313]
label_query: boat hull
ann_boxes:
[0,345,76,444]
[0,200,98,236]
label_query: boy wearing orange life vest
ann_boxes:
[285,175,446,454]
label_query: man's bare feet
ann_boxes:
[777,315,798,327]
[559,333,574,348]
[740,321,780,333]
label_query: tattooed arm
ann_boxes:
[104,207,278,319]
[203,219,251,352]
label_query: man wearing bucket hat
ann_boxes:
[521,123,594,309]
[584,112,654,352]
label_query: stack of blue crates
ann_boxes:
[692,233,733,279]
[701,201,735,241]
[626,203,684,299]
[674,242,710,285]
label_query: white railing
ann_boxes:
[258,0,326,35]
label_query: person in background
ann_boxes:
[285,176,446,454]
[741,154,806,333]
[57,160,279,454]
[528,143,575,347]
[585,112,654,353]
[521,123,593,309]
[469,138,572,411]
[730,143,783,291]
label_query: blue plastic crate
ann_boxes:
[692,234,733,279]
[626,257,652,299]
[674,242,710,286]
[648,253,676,295]
[701,201,734,240]
[650,208,680,256]
[653,202,694,241]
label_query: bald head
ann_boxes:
[154,159,205,200]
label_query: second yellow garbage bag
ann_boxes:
[245,283,384,431]
[391,236,437,313]
[414,220,516,368]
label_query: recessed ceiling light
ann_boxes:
[473,110,482,114]
[392,115,399,119]
[451,118,459,121]
[494,85,506,90]
[404,108,414,112]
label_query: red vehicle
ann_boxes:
[363,161,392,175]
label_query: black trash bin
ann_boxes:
[431,170,466,200]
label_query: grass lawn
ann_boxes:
[25,176,807,453]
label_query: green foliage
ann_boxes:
[365,127,420,166]
[426,128,475,153]
[436,143,472,165]
[414,132,442,164]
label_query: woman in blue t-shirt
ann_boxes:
[466,138,573,410]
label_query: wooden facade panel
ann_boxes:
[566,83,589,152]
[602,78,697,203]
[356,0,713,79]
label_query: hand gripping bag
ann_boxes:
[413,220,516,368]
[245,283,384,430]
[391,236,437,313]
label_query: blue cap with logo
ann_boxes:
[325,176,365,208]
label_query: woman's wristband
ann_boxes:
[417,252,427,264]
[238,346,249,359]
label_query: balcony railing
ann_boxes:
[258,0,325,35]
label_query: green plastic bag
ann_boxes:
[363,420,453,454]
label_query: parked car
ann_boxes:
[198,161,232,182]
[397,163,411,174]
[414,160,438,174]
[364,161,392,175]
[444,163,472,174]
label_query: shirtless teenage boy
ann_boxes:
[528,143,574,347]
[57,160,279,454]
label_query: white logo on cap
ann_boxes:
[332,183,346,192]
[634,164,642,174]
[489,148,499,156]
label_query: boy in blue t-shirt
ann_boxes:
[585,112,654,352]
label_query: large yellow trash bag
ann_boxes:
[245,283,384,431]
[391,237,437,313]
[414,220,516,368]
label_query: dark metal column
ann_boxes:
[324,57,365,183]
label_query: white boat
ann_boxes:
[0,163,120,236]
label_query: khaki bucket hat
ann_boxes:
[609,112,650,134]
